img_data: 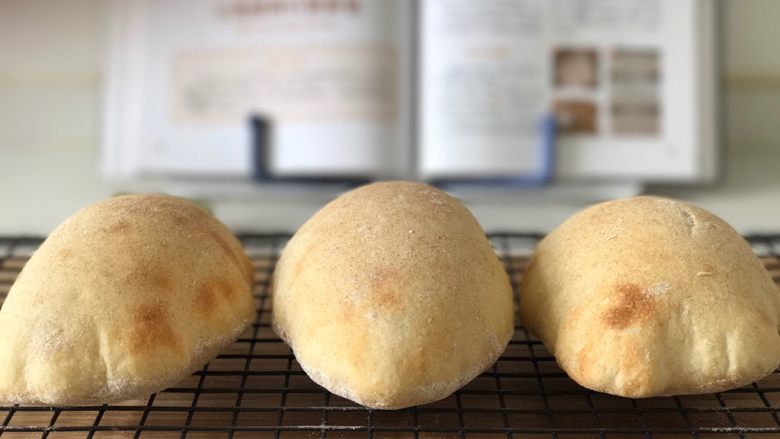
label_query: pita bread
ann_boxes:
[520,196,780,397]
[272,181,514,409]
[0,194,255,404]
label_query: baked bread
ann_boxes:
[272,181,514,409]
[0,194,255,404]
[520,196,780,397]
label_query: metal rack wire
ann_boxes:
[0,233,778,438]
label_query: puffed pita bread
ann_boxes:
[272,181,514,409]
[0,194,255,404]
[520,196,780,397]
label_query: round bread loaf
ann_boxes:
[272,181,514,409]
[520,196,780,397]
[0,194,255,404]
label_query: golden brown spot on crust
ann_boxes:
[376,289,400,309]
[194,285,217,316]
[577,342,593,379]
[367,268,403,311]
[757,311,773,327]
[129,304,180,356]
[602,283,656,329]
[58,248,74,260]
[221,278,237,299]
[172,213,190,227]
[104,221,131,234]
[149,269,174,291]
[193,277,237,316]
[616,342,651,396]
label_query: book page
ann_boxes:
[418,0,548,179]
[547,0,704,181]
[105,0,410,178]
[418,0,715,182]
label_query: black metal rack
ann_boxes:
[0,233,778,438]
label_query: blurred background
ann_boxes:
[1,0,778,235]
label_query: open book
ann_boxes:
[103,0,718,184]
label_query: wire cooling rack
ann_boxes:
[0,233,779,438]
